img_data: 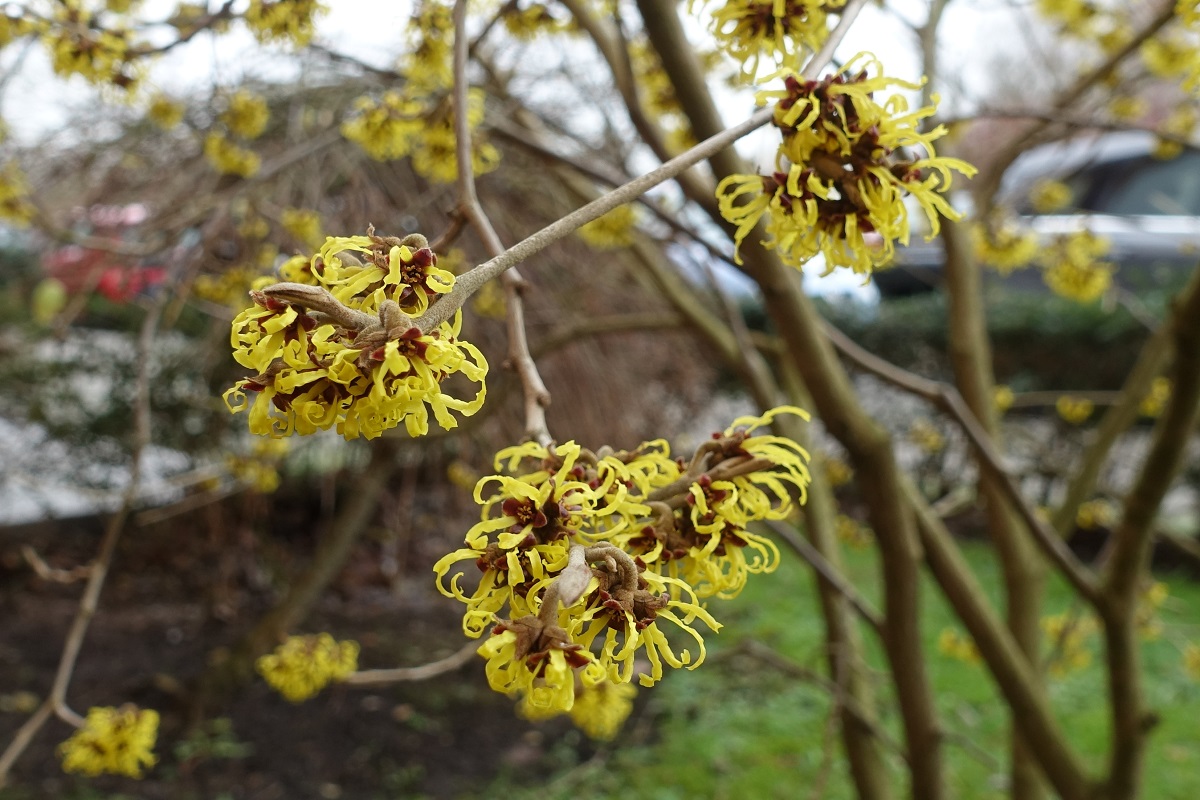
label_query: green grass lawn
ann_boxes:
[490,539,1200,799]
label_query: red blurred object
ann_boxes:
[40,204,166,303]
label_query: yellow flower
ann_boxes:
[1075,498,1115,530]
[479,623,587,714]
[821,453,853,487]
[570,680,637,740]
[222,90,270,140]
[59,705,159,778]
[1041,612,1096,677]
[1153,106,1197,160]
[1139,376,1172,417]
[501,3,566,39]
[223,232,486,440]
[341,91,424,161]
[993,385,1015,413]
[403,1,455,92]
[245,0,327,47]
[147,93,185,130]
[282,207,323,247]
[1028,179,1073,213]
[1056,395,1094,425]
[1185,642,1200,681]
[257,633,359,702]
[1140,33,1195,79]
[1039,230,1113,303]
[43,7,142,92]
[437,407,812,705]
[1137,580,1168,641]
[0,162,35,226]
[697,0,844,78]
[717,54,975,276]
[204,132,261,177]
[972,220,1037,274]
[835,514,873,549]
[409,90,501,183]
[1107,95,1147,121]
[578,204,638,249]
[937,628,981,666]
[908,418,945,454]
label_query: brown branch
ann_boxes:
[1051,315,1176,536]
[453,0,551,446]
[766,521,884,633]
[344,642,478,686]
[821,319,1101,605]
[0,286,166,786]
[1098,263,1200,799]
[905,480,1095,800]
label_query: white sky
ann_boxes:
[6,0,1023,301]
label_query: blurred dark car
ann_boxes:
[874,131,1200,297]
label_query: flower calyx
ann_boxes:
[493,614,591,672]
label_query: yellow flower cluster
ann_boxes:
[1042,612,1096,677]
[282,207,323,247]
[1185,642,1200,681]
[821,453,853,487]
[41,4,142,92]
[147,93,185,130]
[1056,395,1094,425]
[257,633,359,702]
[0,162,35,226]
[203,90,269,177]
[245,0,327,47]
[569,680,638,740]
[340,2,501,183]
[204,132,261,177]
[631,37,705,152]
[993,385,1015,413]
[59,705,159,778]
[1140,376,1172,417]
[501,2,567,40]
[971,220,1037,274]
[1152,106,1197,160]
[835,513,873,549]
[697,0,845,79]
[577,204,638,249]
[224,231,487,439]
[435,406,812,716]
[222,90,270,140]
[1137,580,1168,641]
[937,627,981,666]
[907,418,945,454]
[1075,498,1115,530]
[193,265,274,308]
[226,438,290,493]
[717,54,974,276]
[1039,230,1114,303]
[1028,179,1073,213]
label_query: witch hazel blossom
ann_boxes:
[717,53,976,276]
[433,406,814,718]
[223,228,487,440]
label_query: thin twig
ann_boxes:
[344,642,479,686]
[0,292,165,786]
[452,0,552,446]
[821,320,1101,604]
[412,103,775,333]
[765,520,884,634]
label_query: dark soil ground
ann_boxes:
[0,506,593,800]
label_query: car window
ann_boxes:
[1095,153,1200,216]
